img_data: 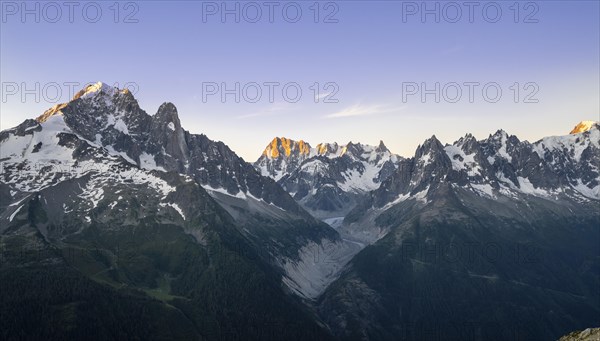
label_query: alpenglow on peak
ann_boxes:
[263,137,311,159]
[570,120,599,134]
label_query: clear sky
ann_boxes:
[1,0,599,161]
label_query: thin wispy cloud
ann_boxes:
[316,92,332,100]
[324,104,405,119]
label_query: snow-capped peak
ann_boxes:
[570,121,599,134]
[36,82,131,124]
[415,135,445,159]
[74,82,117,100]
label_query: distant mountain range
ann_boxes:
[1,82,598,340]
[255,138,401,218]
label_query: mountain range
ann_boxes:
[255,138,401,219]
[317,124,600,340]
[1,82,598,340]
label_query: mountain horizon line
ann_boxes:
[17,81,598,163]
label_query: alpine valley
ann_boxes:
[1,83,598,340]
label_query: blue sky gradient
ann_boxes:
[1,0,598,160]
